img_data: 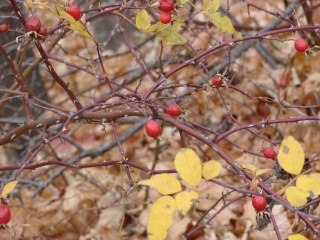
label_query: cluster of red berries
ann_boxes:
[145,104,181,138]
[0,24,9,33]
[158,0,174,24]
[25,16,47,39]
[0,205,11,225]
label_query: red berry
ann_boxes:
[294,38,308,52]
[159,0,174,12]
[262,147,276,159]
[145,120,161,138]
[0,24,9,32]
[252,195,267,212]
[66,4,81,21]
[279,79,287,88]
[0,205,11,224]
[211,75,223,87]
[167,104,181,117]
[26,16,41,32]
[38,26,47,37]
[256,101,270,119]
[160,12,171,24]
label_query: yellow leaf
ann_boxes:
[158,32,187,45]
[285,186,308,207]
[137,174,181,195]
[57,7,93,39]
[136,10,151,31]
[278,136,305,175]
[57,6,76,24]
[296,175,320,197]
[148,196,176,240]
[203,0,221,15]
[238,163,256,174]
[70,22,93,39]
[207,12,242,38]
[288,234,308,240]
[175,148,202,186]
[202,160,222,180]
[255,168,272,176]
[149,16,187,45]
[1,181,18,199]
[178,0,189,3]
[309,173,320,184]
[175,190,198,216]
[24,0,47,10]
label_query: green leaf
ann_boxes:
[178,0,189,4]
[137,174,181,195]
[136,10,151,31]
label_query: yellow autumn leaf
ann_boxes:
[278,136,305,175]
[178,0,189,4]
[57,6,93,39]
[296,175,320,197]
[203,0,221,15]
[288,234,308,240]
[238,163,256,173]
[24,0,47,10]
[207,12,242,38]
[1,181,18,199]
[175,190,198,216]
[137,174,181,195]
[136,10,151,31]
[285,186,308,207]
[175,148,202,186]
[309,173,320,184]
[70,22,93,39]
[202,160,222,180]
[255,168,272,176]
[148,196,176,240]
[150,16,187,45]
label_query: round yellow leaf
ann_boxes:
[288,234,308,240]
[174,148,202,186]
[175,190,198,216]
[278,136,305,175]
[296,175,320,197]
[285,186,308,207]
[202,160,222,180]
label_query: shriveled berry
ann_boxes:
[262,147,276,159]
[294,38,308,52]
[160,12,171,24]
[256,101,271,119]
[145,120,161,138]
[159,0,174,12]
[211,75,223,87]
[0,24,9,32]
[279,79,287,88]
[66,4,82,21]
[0,205,11,224]
[252,195,267,212]
[167,104,181,117]
[26,16,41,32]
